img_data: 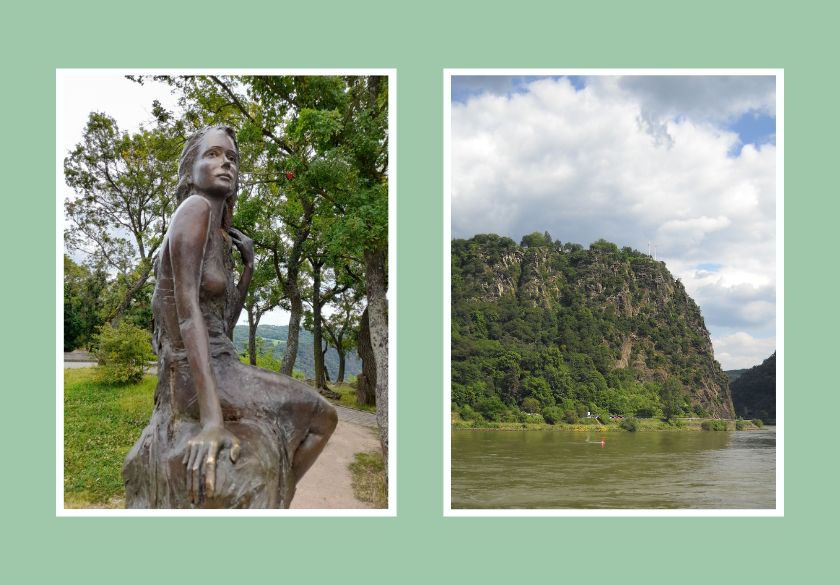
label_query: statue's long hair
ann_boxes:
[174,125,240,231]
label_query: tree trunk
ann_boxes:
[336,349,346,384]
[281,290,302,376]
[311,260,326,389]
[277,203,314,376]
[322,344,331,383]
[356,307,377,406]
[364,248,388,471]
[247,306,260,366]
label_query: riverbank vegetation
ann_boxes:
[452,409,764,432]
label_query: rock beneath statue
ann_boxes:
[124,410,295,509]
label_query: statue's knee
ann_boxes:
[320,401,338,437]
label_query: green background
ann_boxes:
[3,0,836,582]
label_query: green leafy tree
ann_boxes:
[521,397,541,414]
[64,112,180,325]
[660,377,685,420]
[242,257,283,366]
[323,291,363,384]
[64,255,109,351]
[522,377,555,408]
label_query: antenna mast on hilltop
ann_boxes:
[648,241,657,261]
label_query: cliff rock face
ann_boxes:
[451,234,734,418]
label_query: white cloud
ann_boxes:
[596,75,776,124]
[451,75,777,369]
[712,332,776,370]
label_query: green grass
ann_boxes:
[63,368,155,507]
[349,451,387,508]
[330,383,376,413]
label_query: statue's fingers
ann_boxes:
[185,443,199,500]
[191,445,206,504]
[229,438,241,463]
[205,457,217,499]
[182,441,194,465]
[204,440,219,498]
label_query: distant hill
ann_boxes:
[232,324,361,380]
[730,352,776,421]
[725,369,748,384]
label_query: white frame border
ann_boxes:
[443,68,784,517]
[56,68,397,517]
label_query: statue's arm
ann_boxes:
[228,227,254,330]
[170,198,240,502]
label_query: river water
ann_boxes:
[451,427,776,509]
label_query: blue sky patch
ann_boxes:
[566,75,586,91]
[726,111,776,156]
[697,263,722,272]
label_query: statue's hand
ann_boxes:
[182,423,241,504]
[229,228,254,268]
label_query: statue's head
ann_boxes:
[175,125,240,230]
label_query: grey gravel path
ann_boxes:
[333,404,377,428]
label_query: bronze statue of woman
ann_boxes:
[124,126,337,508]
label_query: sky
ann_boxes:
[450,74,778,370]
[59,73,292,326]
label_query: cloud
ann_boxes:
[451,75,777,365]
[604,75,776,123]
[711,332,776,370]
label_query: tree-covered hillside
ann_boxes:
[730,352,776,421]
[232,324,361,381]
[725,369,749,384]
[451,233,734,424]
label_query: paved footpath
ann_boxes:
[333,404,377,428]
[290,418,381,509]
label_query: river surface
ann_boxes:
[451,427,776,509]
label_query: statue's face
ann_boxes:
[191,129,238,196]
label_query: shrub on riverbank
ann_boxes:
[620,417,639,432]
[752,419,764,428]
[541,406,562,425]
[701,420,728,431]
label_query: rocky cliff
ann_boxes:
[451,233,734,419]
